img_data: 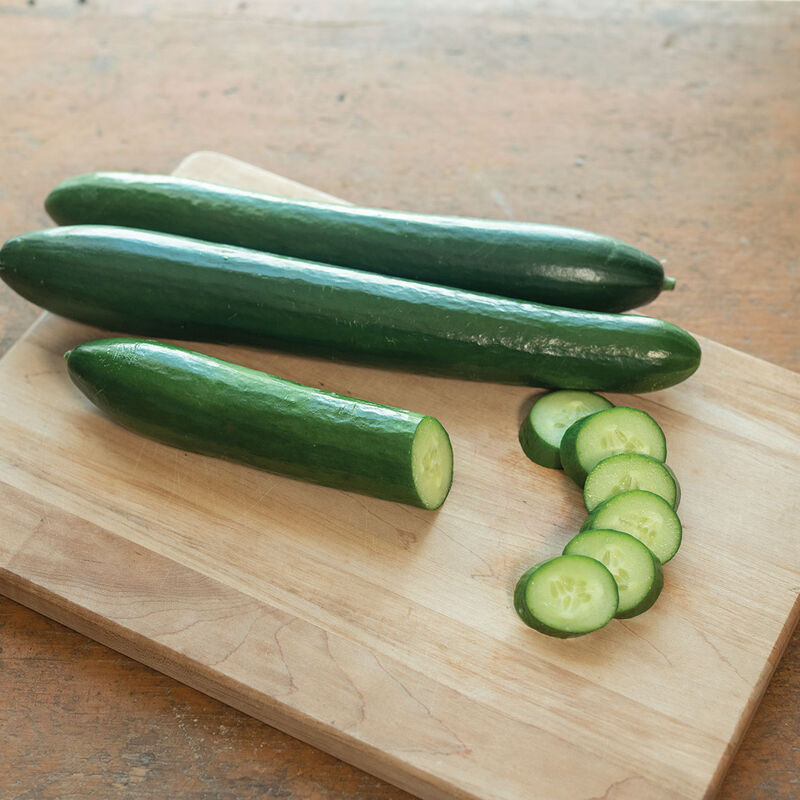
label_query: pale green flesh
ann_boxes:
[530,391,613,448]
[586,490,681,563]
[564,530,655,614]
[575,408,666,476]
[411,416,453,510]
[584,453,677,511]
[525,556,618,633]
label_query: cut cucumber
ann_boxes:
[583,453,680,511]
[560,406,667,486]
[65,338,454,510]
[519,390,613,469]
[513,554,619,637]
[411,416,454,510]
[563,529,664,618]
[581,490,682,563]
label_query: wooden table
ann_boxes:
[1,2,797,798]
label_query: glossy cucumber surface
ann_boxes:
[0,225,701,393]
[45,171,673,312]
[65,338,453,509]
[519,390,614,468]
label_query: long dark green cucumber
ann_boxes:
[64,338,453,509]
[0,226,701,393]
[45,172,674,312]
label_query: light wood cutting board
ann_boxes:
[1,151,799,800]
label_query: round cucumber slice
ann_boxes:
[581,490,682,563]
[560,406,667,486]
[513,554,619,637]
[583,453,680,512]
[411,416,453,510]
[519,390,613,469]
[563,529,664,618]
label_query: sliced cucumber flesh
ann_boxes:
[519,390,613,468]
[411,416,453,510]
[560,406,667,486]
[581,490,682,564]
[514,554,619,637]
[583,453,680,511]
[563,529,664,618]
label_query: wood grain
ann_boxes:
[1,3,798,799]
[1,151,799,799]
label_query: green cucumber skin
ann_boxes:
[616,558,664,619]
[562,529,664,619]
[0,226,701,393]
[519,390,614,469]
[518,422,562,469]
[513,564,577,638]
[65,338,452,509]
[664,463,682,510]
[513,556,618,637]
[512,561,589,638]
[560,414,598,486]
[560,408,667,487]
[580,490,683,563]
[45,172,668,313]
[583,453,681,511]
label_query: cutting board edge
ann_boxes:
[172,150,350,204]
[2,150,799,800]
[707,589,800,798]
[0,560,482,800]
[2,310,799,800]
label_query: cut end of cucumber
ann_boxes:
[563,529,664,618]
[662,276,677,291]
[582,490,682,564]
[583,453,680,512]
[514,555,618,637]
[411,416,453,510]
[532,391,614,449]
[561,406,667,487]
[520,390,613,469]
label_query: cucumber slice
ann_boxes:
[513,555,619,637]
[519,390,613,468]
[581,490,682,563]
[411,416,454,510]
[583,453,680,512]
[560,406,667,486]
[563,529,664,618]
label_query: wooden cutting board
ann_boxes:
[1,152,798,800]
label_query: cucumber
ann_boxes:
[563,529,664,618]
[560,406,667,486]
[0,226,702,393]
[581,490,682,564]
[583,453,680,511]
[513,555,619,637]
[518,390,613,468]
[44,171,675,313]
[64,338,453,510]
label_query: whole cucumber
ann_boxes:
[45,171,674,312]
[65,338,454,510]
[0,225,701,393]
